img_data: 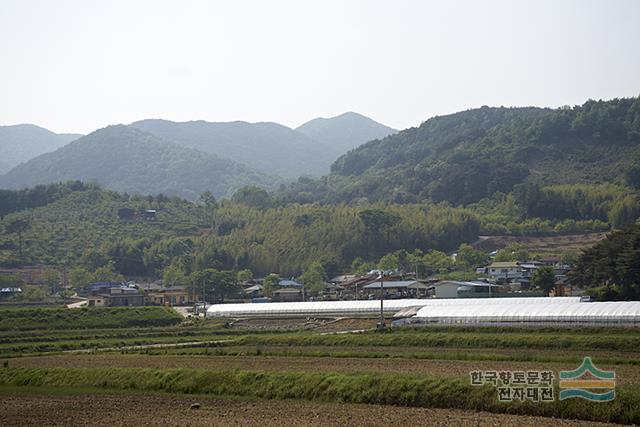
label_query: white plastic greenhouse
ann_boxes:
[206,299,430,318]
[206,296,584,319]
[411,300,640,326]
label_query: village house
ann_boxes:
[272,287,303,302]
[87,285,144,307]
[243,283,263,299]
[87,281,124,295]
[138,283,195,306]
[487,261,523,281]
[427,280,503,299]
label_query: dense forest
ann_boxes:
[0,183,477,277]
[1,179,637,280]
[570,224,640,300]
[279,97,640,206]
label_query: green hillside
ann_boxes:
[0,184,203,267]
[0,184,478,276]
[281,98,640,205]
[0,125,277,201]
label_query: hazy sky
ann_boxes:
[1,0,639,134]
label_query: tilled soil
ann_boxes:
[10,354,640,385]
[229,317,378,332]
[0,394,615,426]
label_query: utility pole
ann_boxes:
[378,272,385,330]
[488,271,493,298]
[202,277,206,317]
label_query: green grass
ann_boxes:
[133,345,640,366]
[3,323,640,358]
[231,328,640,352]
[0,307,183,331]
[0,367,638,424]
[0,334,226,357]
[0,323,230,345]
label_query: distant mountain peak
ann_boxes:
[0,124,82,175]
[295,112,397,154]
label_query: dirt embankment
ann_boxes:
[473,233,607,253]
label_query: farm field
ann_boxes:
[1,308,640,425]
[0,393,614,427]
[8,353,640,386]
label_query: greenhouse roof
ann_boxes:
[414,300,640,323]
[206,296,583,318]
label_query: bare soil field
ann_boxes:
[0,394,615,427]
[474,232,608,253]
[11,353,640,385]
[229,317,378,332]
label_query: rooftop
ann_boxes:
[489,261,521,268]
[273,287,302,294]
[244,284,263,293]
[434,280,501,288]
[278,279,303,288]
[362,280,426,290]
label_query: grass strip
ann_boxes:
[0,307,183,331]
[133,345,640,366]
[232,329,640,352]
[0,367,638,424]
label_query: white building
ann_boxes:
[488,261,523,280]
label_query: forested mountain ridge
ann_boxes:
[0,125,276,201]
[295,111,397,155]
[0,124,82,174]
[130,113,396,177]
[281,98,640,206]
[130,119,335,177]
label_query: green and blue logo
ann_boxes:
[559,357,615,402]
